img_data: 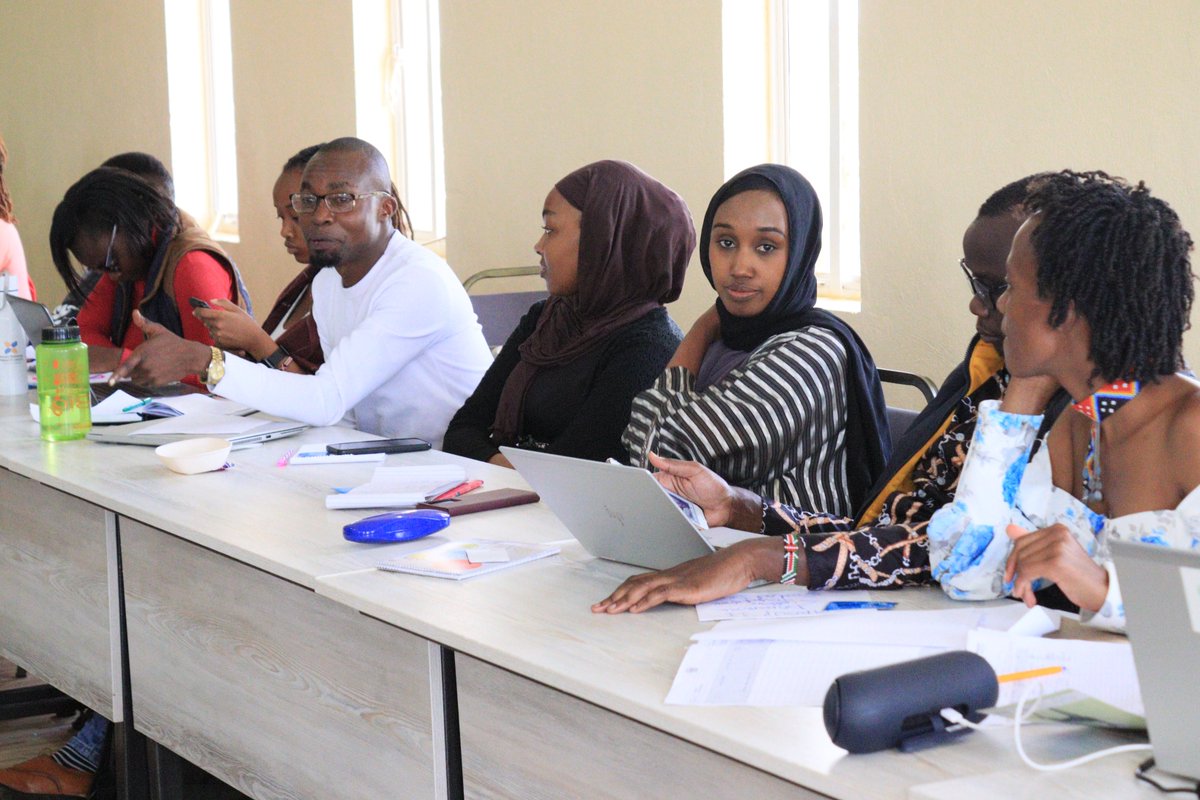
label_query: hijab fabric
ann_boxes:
[701,164,892,508]
[491,160,696,443]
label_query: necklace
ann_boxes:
[1071,379,1142,504]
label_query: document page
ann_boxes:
[695,590,872,621]
[666,640,940,706]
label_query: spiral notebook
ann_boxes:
[377,539,560,580]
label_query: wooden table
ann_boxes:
[0,393,1161,799]
[317,546,1157,800]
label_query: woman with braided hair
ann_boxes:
[49,166,249,375]
[928,170,1200,632]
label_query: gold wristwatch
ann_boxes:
[200,346,226,385]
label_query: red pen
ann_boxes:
[431,479,483,502]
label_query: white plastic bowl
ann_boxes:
[155,437,232,475]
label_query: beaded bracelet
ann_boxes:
[780,532,800,585]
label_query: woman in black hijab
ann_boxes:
[443,160,695,465]
[623,164,890,516]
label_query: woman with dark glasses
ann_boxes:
[48,166,249,375]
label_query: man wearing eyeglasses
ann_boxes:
[114,137,492,446]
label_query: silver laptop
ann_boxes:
[87,415,307,448]
[501,447,758,570]
[8,295,54,346]
[1111,539,1200,781]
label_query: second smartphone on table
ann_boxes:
[326,438,431,455]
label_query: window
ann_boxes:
[163,0,239,240]
[353,0,446,243]
[723,0,860,304]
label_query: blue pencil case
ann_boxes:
[343,509,451,543]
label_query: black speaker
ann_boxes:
[823,651,998,754]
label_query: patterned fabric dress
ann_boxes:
[761,370,1009,589]
[927,381,1200,632]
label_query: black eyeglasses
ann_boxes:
[289,191,392,215]
[959,258,1008,309]
[99,224,119,273]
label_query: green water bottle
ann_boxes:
[36,325,91,442]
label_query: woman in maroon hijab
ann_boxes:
[443,160,695,465]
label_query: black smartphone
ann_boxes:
[326,438,431,455]
[188,296,212,309]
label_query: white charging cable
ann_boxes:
[939,683,1151,771]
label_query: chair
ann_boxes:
[462,267,548,352]
[878,368,938,449]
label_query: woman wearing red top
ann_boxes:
[49,167,248,374]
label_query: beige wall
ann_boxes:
[0,0,170,300]
[438,0,725,324]
[2,0,1198,396]
[857,0,1200,387]
[0,0,357,313]
[224,0,358,309]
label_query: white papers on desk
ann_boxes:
[666,640,941,706]
[694,604,1045,647]
[326,465,466,509]
[667,604,1058,707]
[91,390,143,422]
[30,389,143,424]
[970,627,1145,727]
[287,443,387,466]
[129,412,268,436]
[695,590,872,621]
[141,394,254,417]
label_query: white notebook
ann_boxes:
[377,539,560,581]
[325,465,466,509]
[287,443,387,466]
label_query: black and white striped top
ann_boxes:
[622,326,852,516]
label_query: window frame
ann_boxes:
[163,0,240,241]
[724,0,861,304]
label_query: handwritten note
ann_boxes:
[695,590,872,622]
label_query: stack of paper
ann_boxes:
[31,390,255,426]
[325,465,467,509]
[31,389,145,424]
[970,627,1145,728]
[666,603,1057,707]
[129,413,272,437]
[132,394,254,417]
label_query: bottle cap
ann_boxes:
[41,325,81,343]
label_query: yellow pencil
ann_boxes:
[997,665,1064,684]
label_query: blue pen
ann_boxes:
[824,601,897,611]
[120,397,153,413]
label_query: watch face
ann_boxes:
[262,348,287,369]
[205,347,225,384]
